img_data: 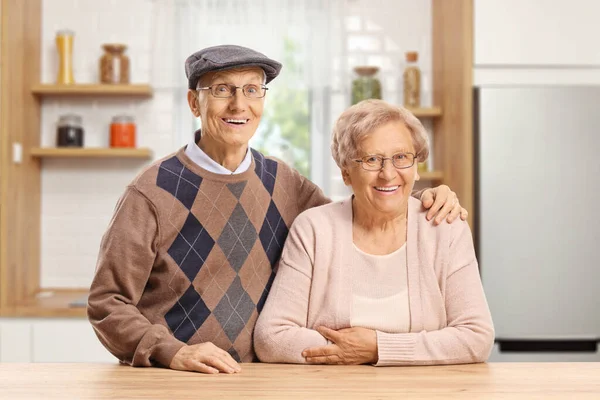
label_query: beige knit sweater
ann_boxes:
[254,197,494,366]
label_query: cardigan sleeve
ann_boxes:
[376,220,495,366]
[87,186,186,368]
[253,213,328,363]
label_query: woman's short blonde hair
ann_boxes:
[330,99,430,169]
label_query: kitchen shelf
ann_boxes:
[419,170,444,181]
[31,84,153,97]
[406,106,443,118]
[1,289,88,318]
[30,147,153,159]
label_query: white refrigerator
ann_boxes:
[475,86,600,361]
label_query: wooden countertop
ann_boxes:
[1,362,598,399]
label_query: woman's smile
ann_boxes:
[373,185,400,195]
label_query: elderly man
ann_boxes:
[88,45,467,374]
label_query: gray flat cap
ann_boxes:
[185,45,282,89]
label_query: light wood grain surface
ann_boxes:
[432,0,475,229]
[0,0,42,311]
[0,363,598,399]
[29,147,153,159]
[30,84,153,97]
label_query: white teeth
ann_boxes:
[224,119,247,124]
[375,186,399,192]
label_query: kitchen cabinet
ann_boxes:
[475,0,600,67]
[0,318,115,363]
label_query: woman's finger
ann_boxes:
[306,354,342,364]
[317,326,342,343]
[302,344,338,358]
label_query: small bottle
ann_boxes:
[403,52,421,108]
[56,30,75,84]
[56,114,84,147]
[110,115,136,148]
[100,44,130,84]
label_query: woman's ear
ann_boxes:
[414,166,420,182]
[187,90,201,117]
[342,168,352,186]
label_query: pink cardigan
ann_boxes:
[254,197,494,366]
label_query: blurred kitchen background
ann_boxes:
[0,0,598,363]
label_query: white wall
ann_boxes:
[474,0,600,85]
[40,0,178,288]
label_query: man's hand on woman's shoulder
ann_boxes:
[420,184,468,224]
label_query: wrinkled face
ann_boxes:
[342,120,419,216]
[188,67,265,148]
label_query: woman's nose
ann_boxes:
[378,159,397,180]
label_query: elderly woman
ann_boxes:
[88,45,468,375]
[254,99,494,366]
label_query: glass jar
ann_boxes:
[100,44,130,84]
[57,114,84,147]
[110,115,136,148]
[351,66,382,105]
[56,30,75,84]
[403,51,421,107]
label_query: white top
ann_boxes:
[350,243,410,334]
[185,138,252,175]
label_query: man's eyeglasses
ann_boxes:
[197,83,268,99]
[353,152,417,171]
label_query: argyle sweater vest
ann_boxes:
[88,147,329,367]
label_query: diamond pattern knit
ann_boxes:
[88,146,328,367]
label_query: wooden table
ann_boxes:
[0,363,598,399]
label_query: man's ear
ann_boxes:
[187,90,201,117]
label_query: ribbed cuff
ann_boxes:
[151,335,187,368]
[375,331,417,366]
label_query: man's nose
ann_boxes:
[228,88,247,111]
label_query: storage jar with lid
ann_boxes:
[56,114,84,147]
[351,66,382,105]
[100,44,130,84]
[110,115,136,148]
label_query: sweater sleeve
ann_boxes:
[87,186,186,368]
[253,214,328,363]
[293,168,331,212]
[375,221,495,366]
